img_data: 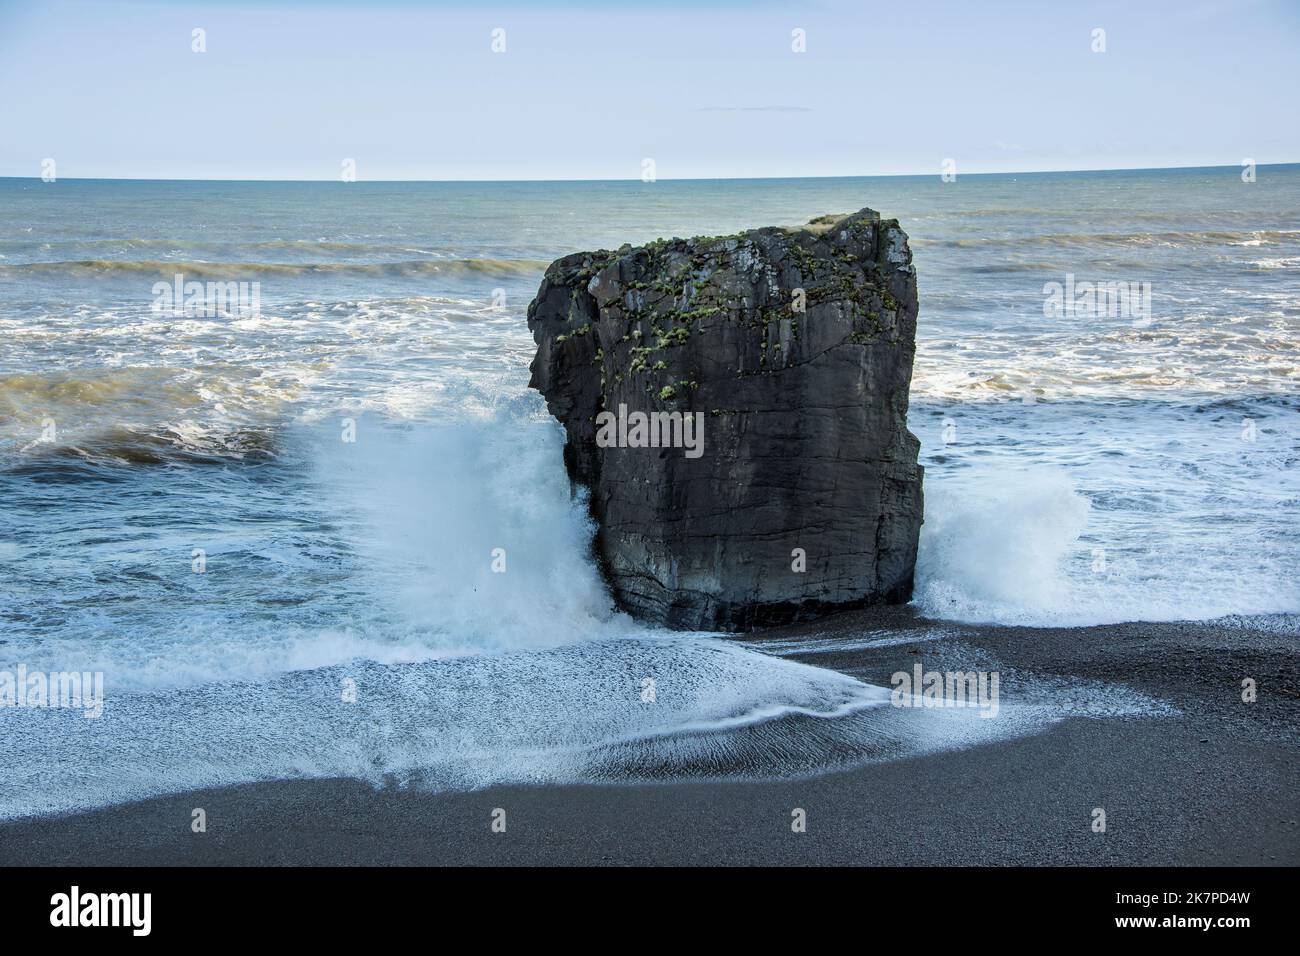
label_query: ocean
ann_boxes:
[1,168,1296,818]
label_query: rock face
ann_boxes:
[527,208,923,631]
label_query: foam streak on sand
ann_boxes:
[0,632,1176,821]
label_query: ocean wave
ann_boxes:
[0,366,302,465]
[0,257,550,279]
[5,425,278,469]
[965,262,1061,273]
[912,229,1300,249]
[0,237,538,258]
[1244,256,1300,271]
[0,366,304,414]
[912,464,1300,626]
[912,322,1300,402]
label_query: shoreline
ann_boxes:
[3,608,1297,866]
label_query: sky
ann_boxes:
[0,0,1297,181]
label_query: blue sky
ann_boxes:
[1,0,1296,180]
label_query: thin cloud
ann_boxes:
[696,106,814,113]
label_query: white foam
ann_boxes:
[6,409,635,693]
[0,411,1170,821]
[914,465,1300,626]
[321,413,646,654]
[914,470,1090,625]
[0,632,1173,820]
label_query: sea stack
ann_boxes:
[527,208,924,631]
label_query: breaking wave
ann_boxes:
[913,228,1300,249]
[0,257,550,279]
[913,465,1300,626]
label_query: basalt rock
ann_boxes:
[527,208,923,631]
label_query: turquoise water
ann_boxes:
[0,168,1296,816]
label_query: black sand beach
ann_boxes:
[3,608,1296,867]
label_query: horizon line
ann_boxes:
[3,160,1297,185]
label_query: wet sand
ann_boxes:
[3,608,1297,866]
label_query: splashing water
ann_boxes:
[1,170,1296,817]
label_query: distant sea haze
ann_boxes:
[0,166,1295,819]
